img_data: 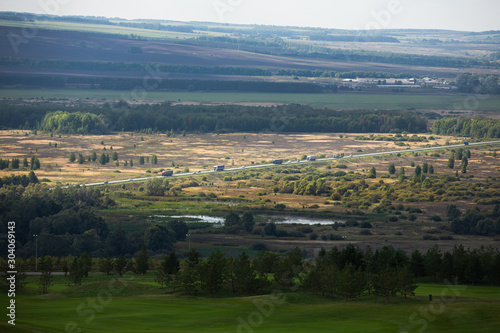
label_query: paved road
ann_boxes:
[71,140,500,188]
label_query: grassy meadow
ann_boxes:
[2,273,500,333]
[2,89,500,111]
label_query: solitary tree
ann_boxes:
[414,165,422,177]
[99,153,106,165]
[448,153,455,169]
[429,164,434,174]
[69,152,76,163]
[388,164,396,175]
[422,162,428,174]
[368,167,376,178]
[145,178,165,196]
[77,153,84,164]
[112,151,119,161]
[80,252,92,277]
[139,156,145,165]
[68,258,83,286]
[38,256,53,293]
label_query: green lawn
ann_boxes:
[2,277,500,333]
[2,88,500,110]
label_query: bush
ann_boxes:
[429,215,442,221]
[275,229,289,237]
[300,226,313,234]
[388,216,399,222]
[329,234,343,240]
[251,242,267,251]
[360,222,372,228]
[359,229,372,235]
[345,220,359,227]
[309,233,318,240]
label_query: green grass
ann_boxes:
[2,88,500,110]
[3,278,500,333]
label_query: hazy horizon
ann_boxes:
[1,0,499,32]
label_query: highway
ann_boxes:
[74,140,500,188]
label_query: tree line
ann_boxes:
[432,117,500,138]
[13,243,500,298]
[1,56,420,79]
[0,103,428,134]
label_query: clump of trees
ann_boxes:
[41,111,107,134]
[432,117,500,138]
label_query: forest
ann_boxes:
[1,103,429,134]
[432,117,500,138]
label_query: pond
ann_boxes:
[152,215,342,225]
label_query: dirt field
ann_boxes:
[0,130,461,184]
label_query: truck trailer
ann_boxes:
[214,165,225,171]
[161,170,173,177]
[272,159,283,164]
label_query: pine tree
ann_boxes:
[69,152,76,163]
[79,252,92,277]
[448,153,455,169]
[388,163,396,175]
[68,258,83,286]
[99,153,106,165]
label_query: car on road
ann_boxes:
[103,181,108,184]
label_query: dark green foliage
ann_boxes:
[448,153,455,169]
[139,156,145,165]
[68,258,83,286]
[77,153,84,164]
[388,164,396,175]
[98,257,113,275]
[433,116,500,138]
[0,103,428,134]
[41,111,107,134]
[241,212,255,232]
[145,178,165,196]
[144,224,175,251]
[367,167,376,178]
[264,222,277,236]
[198,250,227,297]
[454,74,500,94]
[167,221,188,241]
[69,152,76,163]
[135,244,149,274]
[114,255,128,276]
[99,153,106,165]
[38,256,53,293]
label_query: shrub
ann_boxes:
[251,242,267,251]
[429,215,442,221]
[359,229,372,235]
[360,222,372,228]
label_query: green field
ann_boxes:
[0,19,197,40]
[2,88,500,110]
[2,274,500,333]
